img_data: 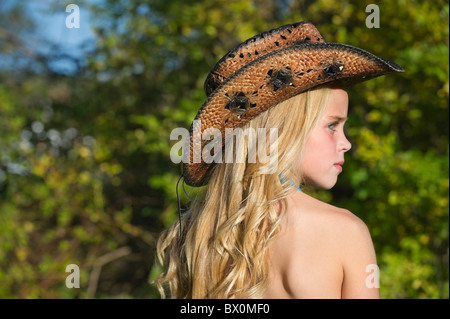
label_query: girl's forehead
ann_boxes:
[323,89,349,115]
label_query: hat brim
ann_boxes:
[183,42,404,187]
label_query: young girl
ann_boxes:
[156,22,403,299]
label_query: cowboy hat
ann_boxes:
[182,21,404,187]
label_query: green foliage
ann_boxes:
[0,0,448,298]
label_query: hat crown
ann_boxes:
[204,22,325,96]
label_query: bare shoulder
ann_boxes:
[288,193,379,298]
[289,192,375,259]
[323,204,371,242]
[270,192,378,298]
[287,191,369,237]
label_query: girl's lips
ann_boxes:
[334,161,344,172]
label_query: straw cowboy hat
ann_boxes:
[183,21,404,187]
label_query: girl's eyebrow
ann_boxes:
[325,115,347,122]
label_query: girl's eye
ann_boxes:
[328,123,336,131]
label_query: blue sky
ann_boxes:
[2,0,97,73]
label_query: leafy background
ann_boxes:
[0,0,448,299]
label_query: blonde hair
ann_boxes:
[156,87,331,298]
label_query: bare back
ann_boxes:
[265,190,379,299]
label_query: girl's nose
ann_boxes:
[340,133,352,152]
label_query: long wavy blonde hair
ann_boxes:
[156,87,331,298]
